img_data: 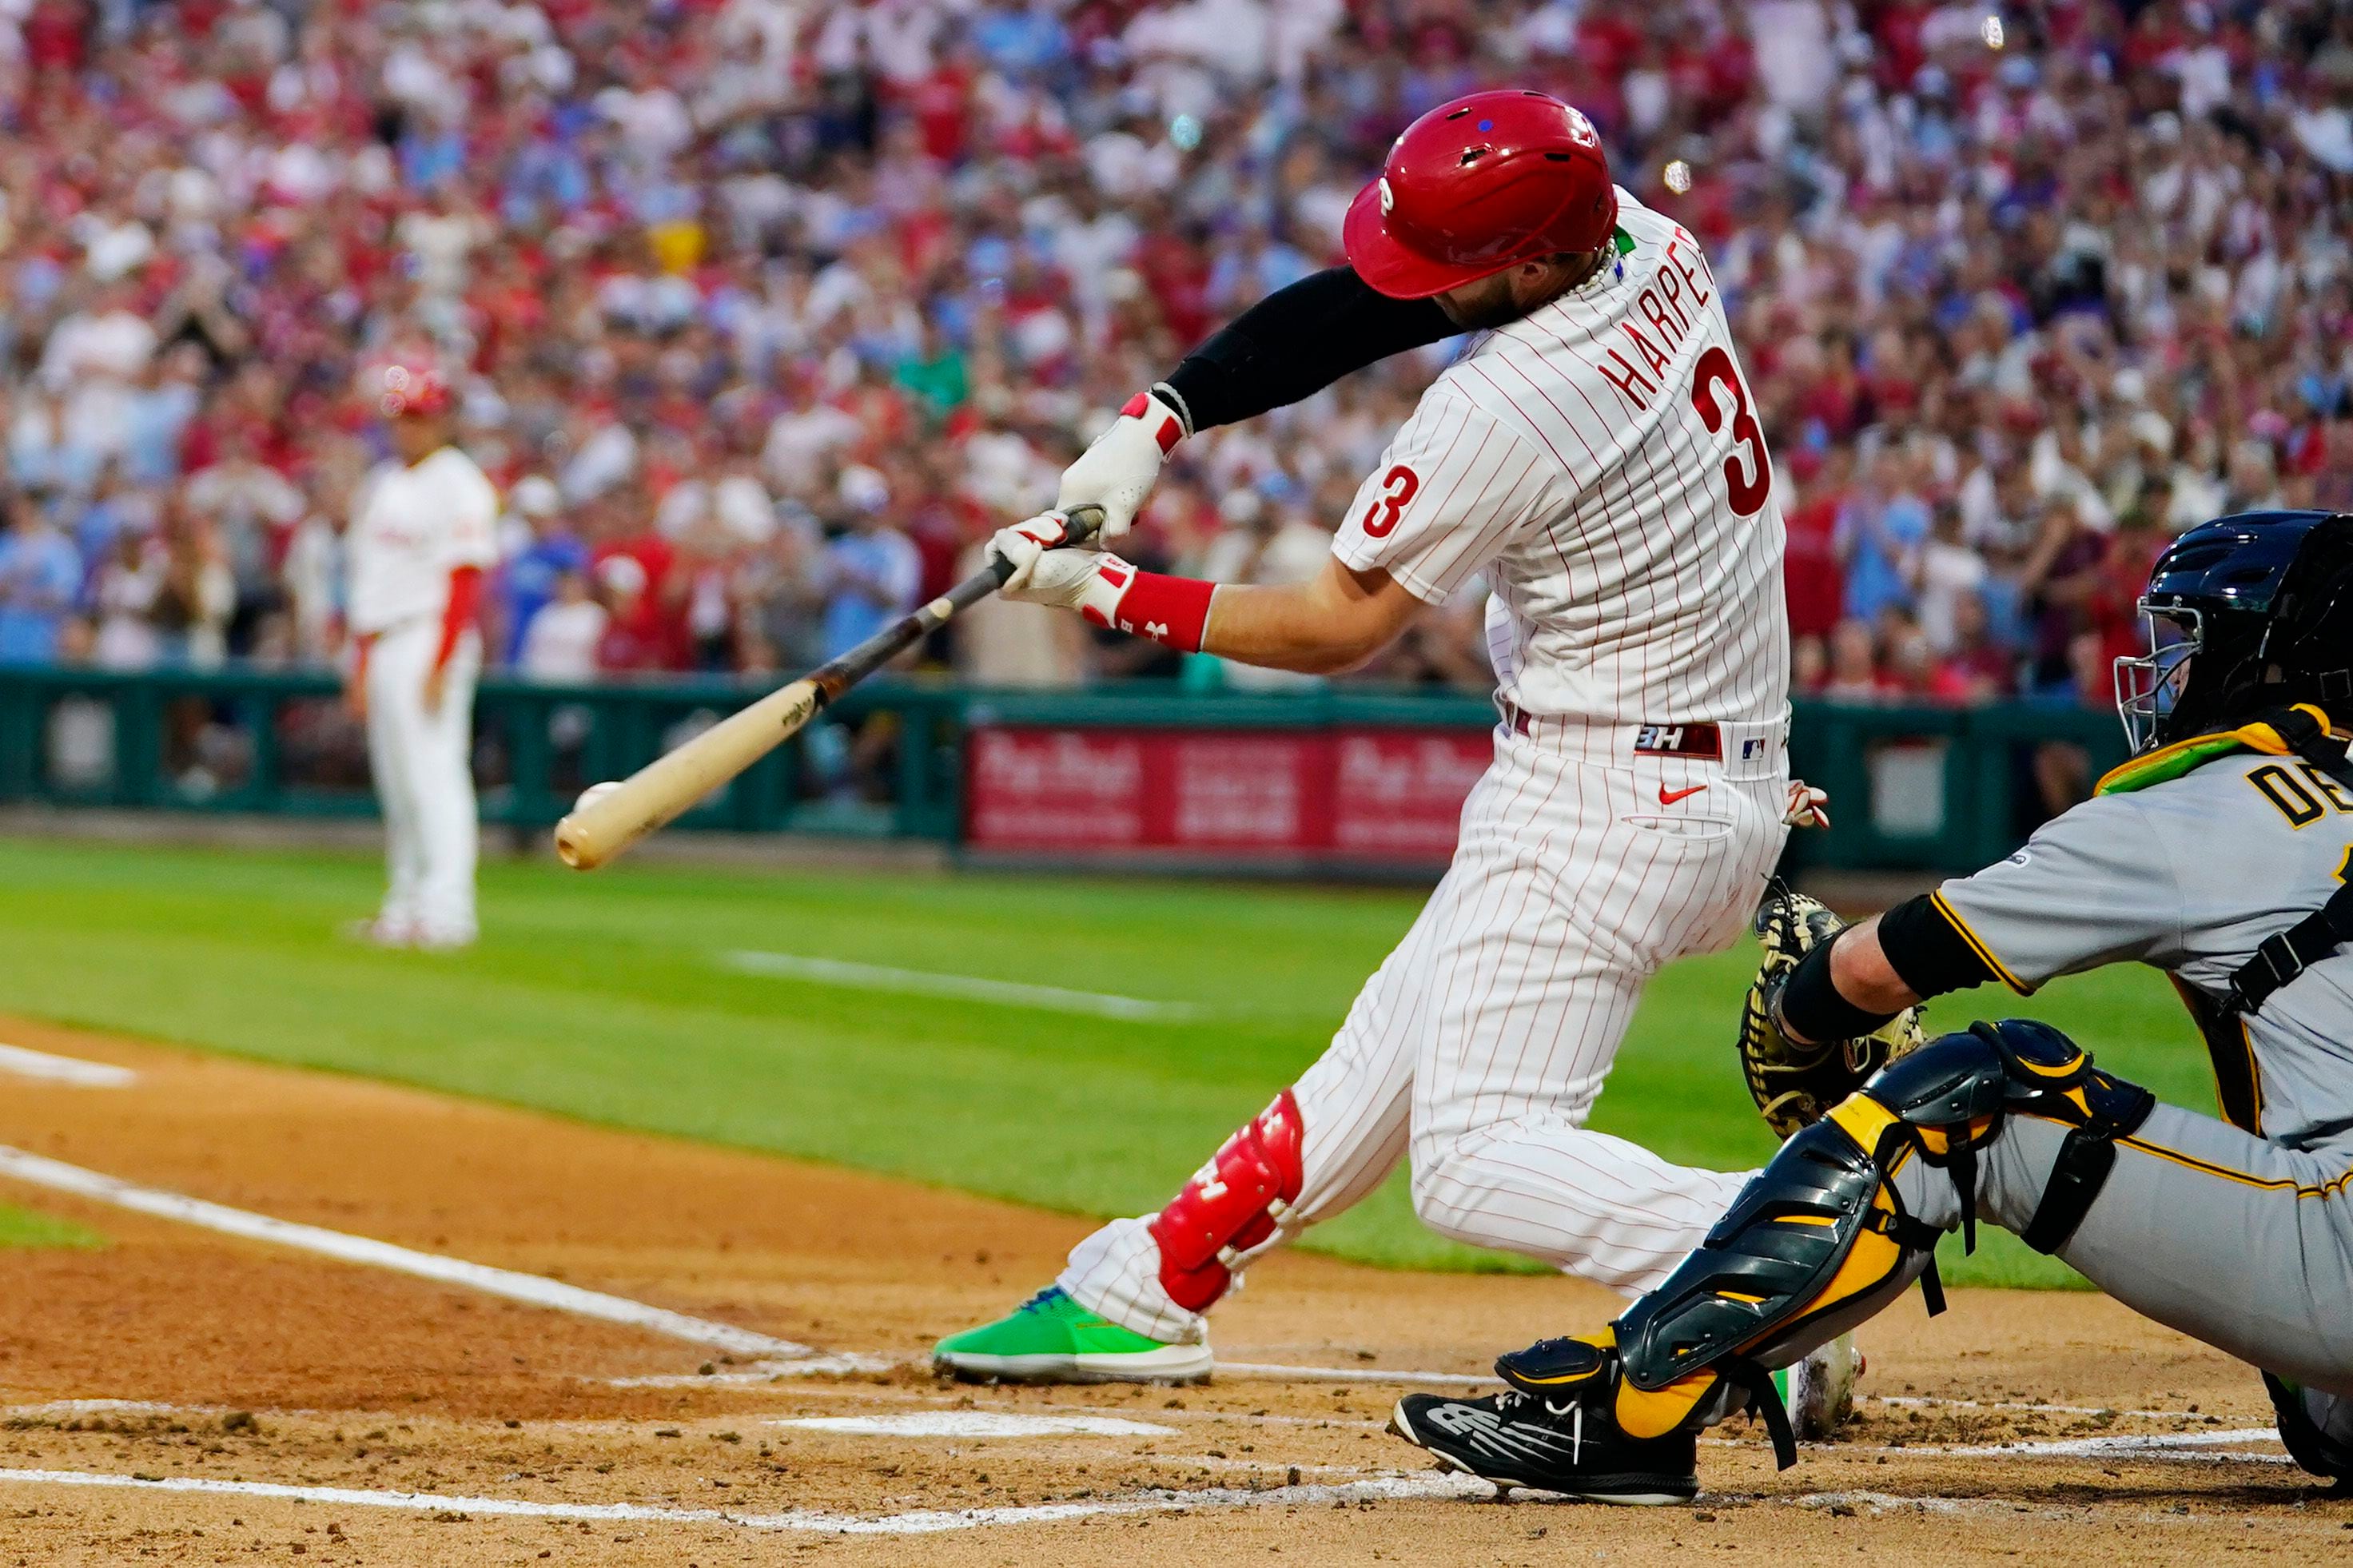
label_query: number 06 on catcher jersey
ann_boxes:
[1057,190,1798,1347]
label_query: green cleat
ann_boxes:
[932,1287,1212,1384]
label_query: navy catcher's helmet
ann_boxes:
[2116,510,2353,751]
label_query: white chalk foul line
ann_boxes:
[599,1356,882,1387]
[1217,1360,1501,1387]
[1785,1490,2263,1525]
[1869,1393,2211,1421]
[0,1044,134,1088]
[594,1353,1501,1389]
[774,1412,1176,1438]
[0,1144,832,1365]
[720,950,1201,1022]
[0,1466,1484,1535]
[0,1462,2307,1539]
[1941,1428,2289,1463]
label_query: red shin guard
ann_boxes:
[1149,1089,1304,1312]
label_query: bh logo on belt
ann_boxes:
[1633,722,1723,760]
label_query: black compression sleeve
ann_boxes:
[1778,937,1901,1042]
[1161,266,1454,432]
[1876,893,2001,999]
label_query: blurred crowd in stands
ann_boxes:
[1,0,2351,707]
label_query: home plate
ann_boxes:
[773,1412,1177,1439]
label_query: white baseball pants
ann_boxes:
[364,620,482,944]
[1062,715,1792,1344]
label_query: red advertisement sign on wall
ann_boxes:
[1329,730,1491,860]
[963,725,1491,872]
[965,728,1149,849]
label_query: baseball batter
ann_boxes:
[936,91,1833,1391]
[1392,510,2353,1502]
[345,364,497,949]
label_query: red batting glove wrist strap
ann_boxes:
[1081,562,1215,653]
[1120,390,1186,454]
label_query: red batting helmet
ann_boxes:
[375,360,453,419]
[1344,90,1618,300]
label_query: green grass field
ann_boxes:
[0,1201,104,1251]
[0,836,2222,1289]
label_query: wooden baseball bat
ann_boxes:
[553,505,1104,870]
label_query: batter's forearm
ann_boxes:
[1199,582,1395,675]
[1164,268,1453,432]
[1013,550,1418,670]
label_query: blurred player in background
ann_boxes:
[344,364,499,949]
[936,91,1840,1415]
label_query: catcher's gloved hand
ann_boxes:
[1738,879,1924,1140]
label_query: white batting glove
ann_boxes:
[1057,387,1188,541]
[989,511,1138,623]
[1783,780,1831,830]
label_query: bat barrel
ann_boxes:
[553,677,823,869]
[551,504,1105,871]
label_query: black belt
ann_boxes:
[1502,708,1723,761]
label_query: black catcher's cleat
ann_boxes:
[1388,1342,1699,1508]
[2266,1373,2353,1490]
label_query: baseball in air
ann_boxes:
[575,781,622,814]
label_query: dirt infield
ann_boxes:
[0,1015,2343,1565]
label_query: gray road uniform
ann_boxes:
[1906,743,2353,1416]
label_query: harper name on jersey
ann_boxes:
[1331,189,1788,728]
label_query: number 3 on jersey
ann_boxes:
[1361,464,1419,538]
[1690,346,1770,517]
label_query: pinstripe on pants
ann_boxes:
[1061,722,1790,1343]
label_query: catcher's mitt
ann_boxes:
[1739,879,1925,1139]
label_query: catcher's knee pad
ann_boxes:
[1149,1089,1304,1312]
[1845,1017,2155,1256]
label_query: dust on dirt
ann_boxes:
[0,1014,2341,1566]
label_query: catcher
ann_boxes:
[1391,509,2353,1502]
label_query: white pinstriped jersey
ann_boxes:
[349,446,500,635]
[1331,189,1789,725]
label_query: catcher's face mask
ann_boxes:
[2112,603,2200,752]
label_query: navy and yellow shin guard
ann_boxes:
[1598,1020,2151,1467]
